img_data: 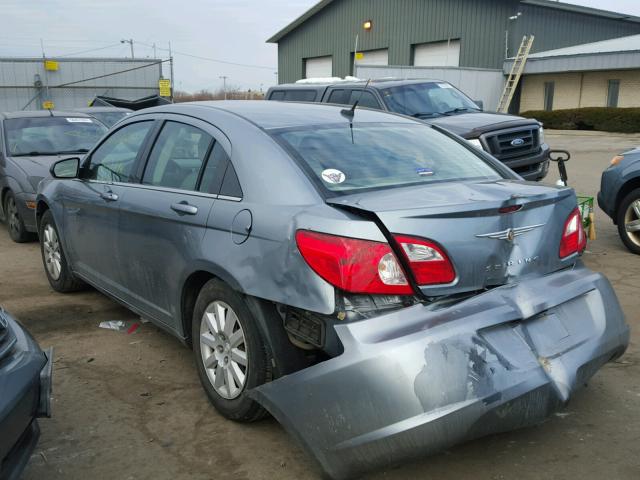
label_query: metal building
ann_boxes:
[268,0,640,84]
[0,57,165,112]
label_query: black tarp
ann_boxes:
[89,95,171,111]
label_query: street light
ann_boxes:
[505,12,522,58]
[121,38,134,58]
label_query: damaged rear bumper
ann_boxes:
[251,266,629,479]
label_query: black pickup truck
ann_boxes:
[266,79,549,181]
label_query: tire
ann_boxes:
[39,210,86,292]
[616,188,640,255]
[192,279,272,422]
[4,191,34,243]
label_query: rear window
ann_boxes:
[273,122,501,195]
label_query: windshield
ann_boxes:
[88,111,129,127]
[380,82,480,117]
[274,122,501,195]
[4,116,107,156]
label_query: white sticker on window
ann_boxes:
[437,83,453,89]
[66,118,93,123]
[321,169,346,184]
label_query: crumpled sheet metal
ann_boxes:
[251,267,629,479]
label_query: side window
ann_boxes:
[327,89,348,104]
[86,121,153,182]
[220,162,243,199]
[142,121,212,191]
[348,90,381,109]
[199,142,229,194]
[282,89,317,102]
[269,90,285,101]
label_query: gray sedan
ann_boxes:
[598,148,640,254]
[0,110,106,242]
[36,101,629,479]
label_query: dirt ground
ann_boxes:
[1,130,638,480]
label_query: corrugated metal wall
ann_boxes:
[0,58,162,111]
[276,0,640,83]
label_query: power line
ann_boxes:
[54,59,170,87]
[135,41,276,70]
[57,43,123,57]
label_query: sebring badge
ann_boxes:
[475,223,545,242]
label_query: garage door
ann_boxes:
[305,56,333,79]
[413,40,460,67]
[356,48,388,66]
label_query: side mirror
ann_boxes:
[474,100,484,111]
[50,157,80,179]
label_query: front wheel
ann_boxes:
[617,188,640,255]
[192,279,272,422]
[39,210,86,292]
[4,191,33,243]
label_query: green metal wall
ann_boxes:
[275,0,640,83]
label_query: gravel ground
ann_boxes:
[0,130,638,480]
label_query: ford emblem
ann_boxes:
[511,137,525,146]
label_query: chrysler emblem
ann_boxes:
[476,224,545,242]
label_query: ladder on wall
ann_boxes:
[497,35,535,113]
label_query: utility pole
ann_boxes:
[40,38,49,108]
[219,76,228,100]
[169,41,174,102]
[121,38,134,58]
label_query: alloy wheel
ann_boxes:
[624,199,640,247]
[43,224,62,280]
[7,197,21,237]
[199,301,248,400]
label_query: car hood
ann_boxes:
[426,112,540,138]
[9,154,76,191]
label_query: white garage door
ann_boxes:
[305,56,333,78]
[356,48,389,66]
[414,40,460,67]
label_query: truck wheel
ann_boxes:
[39,210,86,292]
[192,279,272,422]
[5,191,33,243]
[617,188,640,255]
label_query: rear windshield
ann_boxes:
[4,116,107,156]
[273,122,502,195]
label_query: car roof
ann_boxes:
[0,110,94,120]
[133,100,420,130]
[272,78,444,90]
[73,107,133,113]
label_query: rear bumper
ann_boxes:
[251,266,629,479]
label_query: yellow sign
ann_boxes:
[355,52,364,60]
[159,79,171,97]
[42,100,54,109]
[44,60,59,71]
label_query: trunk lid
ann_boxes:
[327,180,577,297]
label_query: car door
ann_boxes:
[115,116,229,328]
[62,120,156,292]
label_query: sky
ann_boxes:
[2,0,640,93]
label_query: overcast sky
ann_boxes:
[2,0,640,93]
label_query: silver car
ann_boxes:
[36,101,629,479]
[0,110,106,242]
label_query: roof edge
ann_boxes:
[267,0,336,43]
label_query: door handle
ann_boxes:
[171,202,198,215]
[100,191,119,201]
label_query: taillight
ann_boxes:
[559,207,587,258]
[393,235,456,285]
[295,230,413,295]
